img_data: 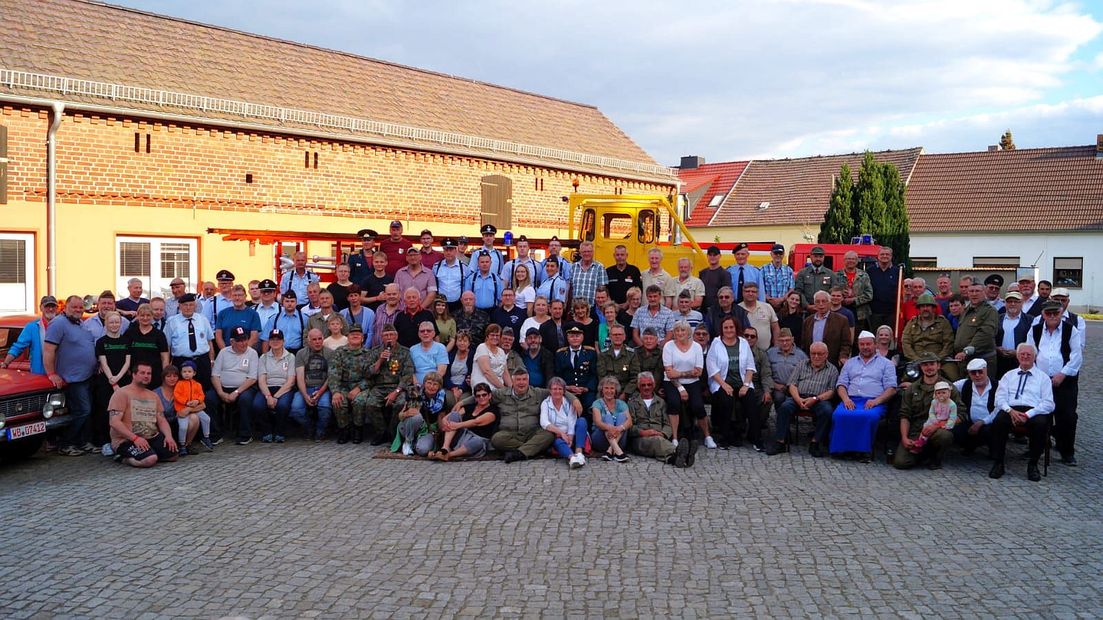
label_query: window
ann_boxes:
[0,233,34,314]
[1053,257,1083,289]
[601,213,633,240]
[637,210,657,244]
[116,236,197,299]
[972,256,1019,268]
[911,257,938,268]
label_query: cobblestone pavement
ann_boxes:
[1,325,1101,619]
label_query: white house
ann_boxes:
[907,140,1103,312]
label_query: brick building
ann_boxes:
[0,0,676,312]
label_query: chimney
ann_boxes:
[988,145,1000,152]
[679,155,705,169]
[1096,134,1102,160]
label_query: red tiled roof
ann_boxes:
[906,145,1103,232]
[0,0,665,176]
[678,161,749,226]
[709,148,923,227]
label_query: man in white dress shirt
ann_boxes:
[1026,300,1082,467]
[991,343,1055,481]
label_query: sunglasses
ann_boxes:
[743,334,757,339]
[475,392,490,398]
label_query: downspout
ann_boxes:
[46,101,64,296]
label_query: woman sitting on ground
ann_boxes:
[591,376,632,462]
[541,377,590,469]
[393,372,455,456]
[428,382,498,461]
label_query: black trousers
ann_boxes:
[1052,376,1078,458]
[710,387,761,446]
[663,380,706,439]
[989,410,1050,463]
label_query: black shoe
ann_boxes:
[860,452,873,464]
[673,441,689,468]
[988,461,1005,479]
[765,441,788,456]
[1061,455,1078,467]
[352,426,364,444]
[686,440,700,467]
[503,450,526,464]
[1027,462,1041,482]
[370,432,388,446]
[927,459,942,470]
[809,442,823,458]
[337,428,349,445]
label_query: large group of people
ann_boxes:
[6,224,1084,481]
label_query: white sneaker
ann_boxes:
[568,453,583,469]
[401,441,414,456]
[672,438,680,448]
[577,453,586,468]
[704,436,718,449]
[100,443,114,457]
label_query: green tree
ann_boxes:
[1000,129,1016,150]
[820,163,856,243]
[854,151,887,234]
[877,160,911,272]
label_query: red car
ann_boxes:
[0,315,70,461]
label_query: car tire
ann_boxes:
[0,436,46,463]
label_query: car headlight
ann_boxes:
[43,392,66,420]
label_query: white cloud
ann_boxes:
[118,0,1103,162]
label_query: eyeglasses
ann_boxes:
[475,392,490,398]
[743,334,757,339]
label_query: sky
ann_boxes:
[115,0,1103,166]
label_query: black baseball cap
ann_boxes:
[268,329,285,340]
[771,243,785,254]
[230,326,249,341]
[179,293,197,303]
[706,245,721,256]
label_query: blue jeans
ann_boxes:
[551,418,589,458]
[590,411,629,452]
[253,389,294,437]
[61,379,93,449]
[223,386,258,441]
[290,387,332,438]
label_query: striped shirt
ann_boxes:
[787,358,840,397]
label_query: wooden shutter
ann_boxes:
[480,175,512,229]
[119,241,151,278]
[0,125,8,204]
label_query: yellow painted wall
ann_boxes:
[3,198,565,301]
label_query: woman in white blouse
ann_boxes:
[471,324,510,390]
[662,320,708,448]
[706,315,758,450]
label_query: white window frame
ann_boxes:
[0,232,35,314]
[115,236,197,300]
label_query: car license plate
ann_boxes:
[6,421,47,441]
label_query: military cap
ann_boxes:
[810,246,825,255]
[983,274,1004,287]
[480,224,497,235]
[258,279,278,291]
[282,290,297,300]
[458,236,469,244]
[732,242,749,254]
[565,325,583,335]
[442,238,457,249]
[216,269,235,281]
[915,293,937,307]
[347,323,363,333]
[357,228,378,239]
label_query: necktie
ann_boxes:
[738,266,745,294]
[187,318,197,352]
[1015,370,1030,399]
[556,323,564,346]
[571,349,578,367]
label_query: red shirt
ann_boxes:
[420,248,443,268]
[377,237,413,276]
